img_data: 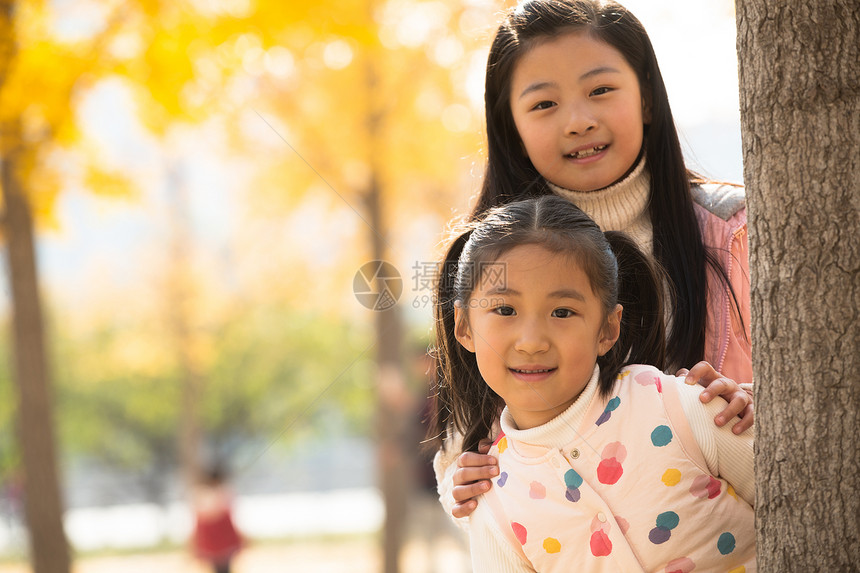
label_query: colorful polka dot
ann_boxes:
[543,537,561,554]
[651,425,673,447]
[649,511,679,544]
[529,481,546,499]
[596,442,626,485]
[717,532,736,555]
[690,474,721,499]
[601,441,627,460]
[496,436,508,454]
[596,396,621,426]
[662,468,682,486]
[727,484,738,500]
[649,527,671,544]
[511,522,527,545]
[615,516,630,535]
[727,567,746,573]
[597,457,623,485]
[589,530,612,557]
[656,511,680,529]
[564,469,582,488]
[564,469,582,502]
[664,556,695,573]
[589,514,610,534]
[496,471,507,487]
[634,370,663,392]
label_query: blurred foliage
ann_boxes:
[0,0,502,501]
[51,303,375,473]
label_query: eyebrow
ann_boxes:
[517,81,557,100]
[517,66,622,100]
[580,66,621,81]
[485,286,517,296]
[484,286,586,301]
[548,288,586,301]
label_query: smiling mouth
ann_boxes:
[511,368,556,374]
[567,145,607,159]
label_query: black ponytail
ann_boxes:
[597,232,667,396]
[428,229,503,454]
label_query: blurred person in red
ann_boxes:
[191,464,242,573]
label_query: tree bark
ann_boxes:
[1,124,71,572]
[735,1,860,569]
[363,14,410,571]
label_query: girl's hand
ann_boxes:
[677,361,753,434]
[451,439,499,518]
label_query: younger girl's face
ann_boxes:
[509,30,647,192]
[454,244,621,430]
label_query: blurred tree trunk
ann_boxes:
[1,121,71,572]
[363,22,410,573]
[166,162,203,492]
[366,172,410,573]
[736,0,860,569]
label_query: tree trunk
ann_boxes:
[166,162,203,493]
[1,125,71,573]
[735,1,860,569]
[366,170,410,573]
[363,19,410,571]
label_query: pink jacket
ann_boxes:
[693,184,752,385]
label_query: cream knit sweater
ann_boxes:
[547,156,653,254]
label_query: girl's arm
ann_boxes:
[435,440,498,519]
[678,361,754,434]
[451,444,498,517]
[676,377,755,505]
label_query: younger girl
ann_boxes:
[441,0,753,518]
[433,195,754,572]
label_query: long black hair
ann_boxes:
[474,0,736,372]
[430,195,665,453]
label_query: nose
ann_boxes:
[514,318,550,355]
[564,102,596,136]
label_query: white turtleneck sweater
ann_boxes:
[546,155,653,255]
[467,367,754,572]
[433,370,755,527]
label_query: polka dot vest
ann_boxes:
[483,364,755,572]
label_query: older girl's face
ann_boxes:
[509,30,648,192]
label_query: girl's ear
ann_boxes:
[598,304,623,356]
[454,302,476,353]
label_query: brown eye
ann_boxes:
[494,305,516,316]
[590,86,612,96]
[532,100,556,111]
